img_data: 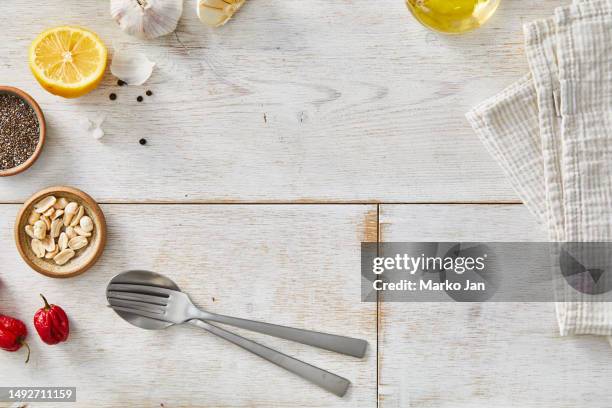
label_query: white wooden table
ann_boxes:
[1,0,610,407]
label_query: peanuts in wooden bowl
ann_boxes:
[15,186,106,278]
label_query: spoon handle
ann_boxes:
[198,312,368,358]
[188,319,350,397]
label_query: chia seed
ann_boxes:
[0,94,40,171]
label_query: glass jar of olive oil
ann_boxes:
[406,0,501,34]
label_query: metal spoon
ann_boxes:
[106,270,353,397]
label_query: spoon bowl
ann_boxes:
[107,270,179,330]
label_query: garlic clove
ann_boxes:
[197,0,245,27]
[110,0,183,40]
[110,50,155,86]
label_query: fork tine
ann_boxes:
[108,298,166,315]
[108,283,172,297]
[107,291,168,305]
[108,305,169,322]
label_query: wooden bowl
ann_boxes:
[15,186,107,278]
[0,86,46,177]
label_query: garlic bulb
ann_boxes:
[197,0,245,27]
[111,0,183,40]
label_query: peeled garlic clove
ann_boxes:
[52,209,64,220]
[111,50,155,86]
[197,0,245,27]
[34,196,56,213]
[110,0,183,40]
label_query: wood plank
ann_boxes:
[0,204,376,407]
[0,0,570,203]
[378,204,612,408]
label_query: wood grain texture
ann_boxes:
[0,204,376,407]
[378,205,612,408]
[0,0,571,203]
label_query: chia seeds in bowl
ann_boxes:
[0,87,46,177]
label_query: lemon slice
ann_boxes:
[29,26,107,98]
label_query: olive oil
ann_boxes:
[406,0,501,34]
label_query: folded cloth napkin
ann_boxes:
[467,0,612,337]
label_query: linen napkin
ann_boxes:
[524,17,566,241]
[555,1,612,334]
[467,0,612,337]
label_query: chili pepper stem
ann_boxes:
[21,340,30,364]
[40,293,51,310]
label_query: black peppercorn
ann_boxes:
[109,93,117,101]
[137,96,143,102]
[146,90,153,96]
[117,80,126,86]
[139,138,147,145]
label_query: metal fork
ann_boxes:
[107,283,367,397]
[107,283,368,358]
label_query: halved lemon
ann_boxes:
[29,26,107,98]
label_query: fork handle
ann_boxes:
[197,312,368,358]
[188,319,350,397]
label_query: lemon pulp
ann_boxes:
[406,0,501,34]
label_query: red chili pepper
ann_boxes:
[34,294,69,345]
[0,314,30,363]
